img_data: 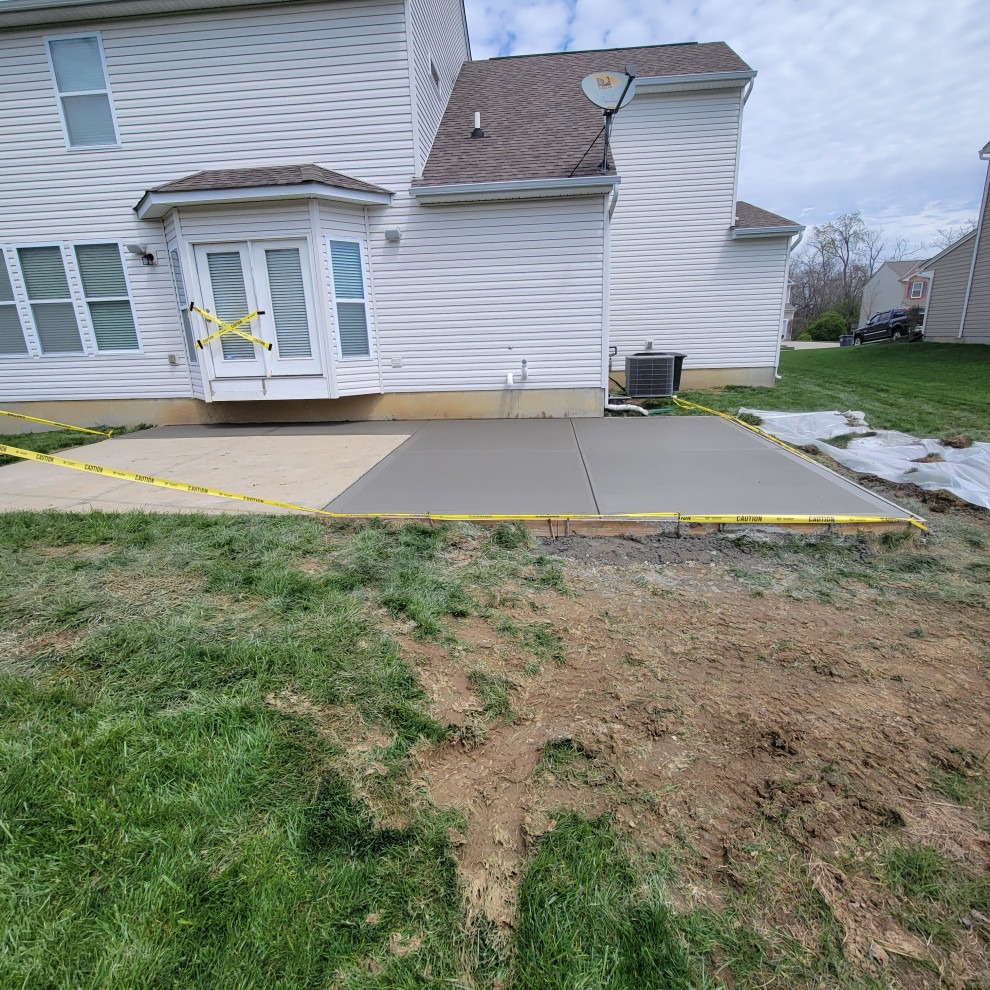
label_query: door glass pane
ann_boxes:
[265,248,311,359]
[337,301,370,358]
[206,251,254,361]
[329,240,364,299]
[61,94,116,147]
[49,36,106,92]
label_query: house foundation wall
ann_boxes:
[0,388,606,432]
[609,366,777,391]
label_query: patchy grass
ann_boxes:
[0,425,147,467]
[2,505,989,988]
[676,343,990,441]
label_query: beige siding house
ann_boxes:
[923,140,990,344]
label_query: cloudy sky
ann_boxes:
[464,0,988,256]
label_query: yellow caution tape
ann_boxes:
[670,396,927,530]
[0,441,924,529]
[190,303,272,351]
[0,409,112,436]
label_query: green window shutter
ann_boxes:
[265,248,312,359]
[17,247,83,354]
[75,243,138,351]
[328,240,370,358]
[0,254,28,355]
[168,249,197,363]
[206,251,254,361]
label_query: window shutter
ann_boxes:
[329,240,370,358]
[0,254,28,355]
[168,249,197,363]
[17,247,83,354]
[206,251,254,360]
[48,37,117,148]
[265,248,312,359]
[75,243,138,351]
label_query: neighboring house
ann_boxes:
[923,140,990,344]
[0,0,803,426]
[858,261,929,327]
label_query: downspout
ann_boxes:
[958,146,990,338]
[772,229,803,379]
[741,77,755,105]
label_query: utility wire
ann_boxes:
[568,122,607,177]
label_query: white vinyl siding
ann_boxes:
[328,239,371,358]
[205,250,255,360]
[265,247,312,359]
[74,243,139,350]
[608,89,789,371]
[46,34,119,149]
[407,0,469,171]
[367,198,607,391]
[0,252,29,356]
[0,1,415,402]
[17,245,84,354]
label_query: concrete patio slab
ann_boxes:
[0,427,412,514]
[0,416,918,531]
[327,417,916,525]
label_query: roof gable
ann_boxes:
[417,42,751,187]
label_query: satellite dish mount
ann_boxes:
[580,64,637,171]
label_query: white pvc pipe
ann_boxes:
[605,403,649,415]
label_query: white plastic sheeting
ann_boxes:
[740,408,990,510]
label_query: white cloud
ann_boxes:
[464,0,989,249]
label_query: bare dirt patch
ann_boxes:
[404,524,990,984]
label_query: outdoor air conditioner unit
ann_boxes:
[625,353,675,398]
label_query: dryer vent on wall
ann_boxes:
[624,353,675,398]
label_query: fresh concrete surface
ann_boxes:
[0,423,414,514]
[328,418,914,520]
[0,417,913,522]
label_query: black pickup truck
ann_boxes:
[853,308,916,344]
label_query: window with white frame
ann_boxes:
[7,243,140,356]
[17,246,84,354]
[75,244,138,350]
[328,239,371,358]
[46,34,119,149]
[0,253,29,356]
[909,280,924,299]
[168,249,198,363]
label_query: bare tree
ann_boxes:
[789,211,887,333]
[929,219,977,251]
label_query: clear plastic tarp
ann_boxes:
[739,409,990,510]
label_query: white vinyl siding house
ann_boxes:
[609,85,793,383]
[0,0,798,423]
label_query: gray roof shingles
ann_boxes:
[416,42,751,187]
[734,201,801,229]
[149,164,390,196]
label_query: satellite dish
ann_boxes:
[581,71,636,111]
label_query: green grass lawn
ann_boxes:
[0,426,140,468]
[677,342,990,442]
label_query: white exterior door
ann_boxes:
[192,240,322,379]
